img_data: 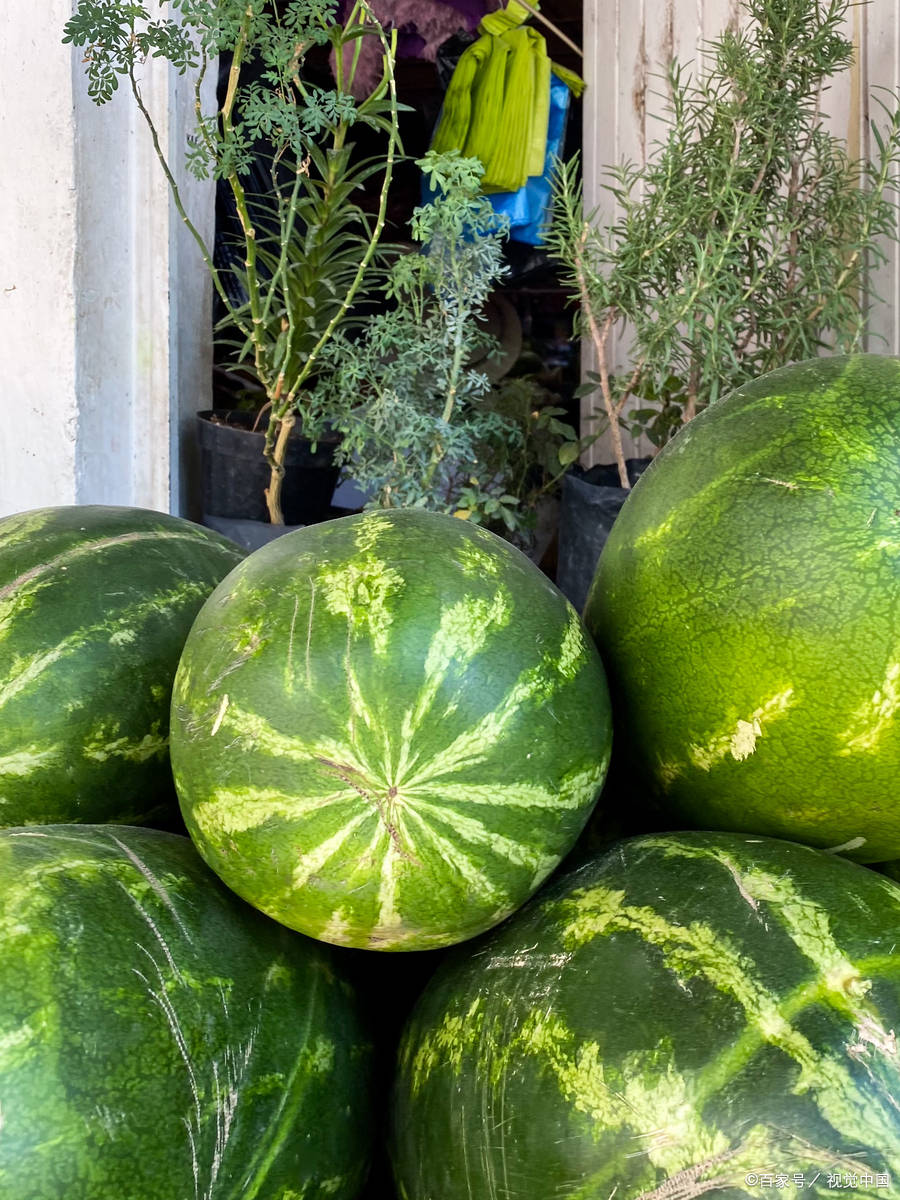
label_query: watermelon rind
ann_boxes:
[392,830,900,1199]
[171,509,612,951]
[585,353,900,861]
[0,505,243,826]
[0,823,373,1199]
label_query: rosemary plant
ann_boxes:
[314,151,584,547]
[64,0,402,523]
[546,0,900,486]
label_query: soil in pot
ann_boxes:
[197,409,341,527]
[556,457,652,613]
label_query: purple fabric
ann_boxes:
[339,0,497,36]
[440,0,496,29]
[333,0,501,96]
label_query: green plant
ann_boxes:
[64,0,402,523]
[546,0,900,486]
[315,150,585,547]
[456,377,584,543]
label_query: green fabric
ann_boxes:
[479,27,544,193]
[429,34,494,160]
[551,61,585,100]
[430,35,493,159]
[529,47,552,174]
[479,0,538,37]
[430,0,585,193]
[463,36,511,168]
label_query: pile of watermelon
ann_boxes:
[4,354,900,1199]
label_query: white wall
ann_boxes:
[0,0,213,520]
[581,0,900,465]
[1,0,80,510]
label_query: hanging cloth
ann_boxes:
[430,0,582,194]
[492,70,572,244]
[429,34,495,160]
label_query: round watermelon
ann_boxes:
[392,831,900,1199]
[170,509,612,951]
[0,823,374,1199]
[0,506,243,826]
[585,354,900,862]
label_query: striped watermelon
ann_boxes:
[0,823,374,1199]
[586,354,900,862]
[0,506,243,826]
[170,509,612,951]
[392,832,900,1199]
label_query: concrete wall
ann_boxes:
[0,0,213,519]
[2,0,80,511]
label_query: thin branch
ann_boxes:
[515,0,583,59]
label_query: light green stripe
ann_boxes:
[402,807,499,902]
[82,728,167,764]
[197,704,390,812]
[290,810,376,891]
[191,786,362,839]
[456,538,502,578]
[0,528,217,606]
[412,796,556,882]
[686,687,795,773]
[317,536,404,656]
[0,582,209,702]
[415,780,589,811]
[839,657,900,755]
[401,591,512,743]
[412,665,555,786]
[559,871,900,1173]
[560,885,817,1050]
[0,746,61,778]
[345,661,377,742]
[373,821,404,934]
[556,609,589,681]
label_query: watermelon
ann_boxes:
[0,823,373,1199]
[585,354,900,862]
[170,509,612,951]
[0,506,243,826]
[391,831,900,1199]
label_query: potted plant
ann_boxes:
[545,0,900,606]
[313,149,589,560]
[64,0,403,535]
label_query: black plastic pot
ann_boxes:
[197,409,341,528]
[556,457,652,613]
[199,514,305,553]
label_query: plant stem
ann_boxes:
[262,7,401,524]
[264,397,294,527]
[221,6,268,394]
[289,17,401,391]
[573,227,630,487]
[422,282,469,490]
